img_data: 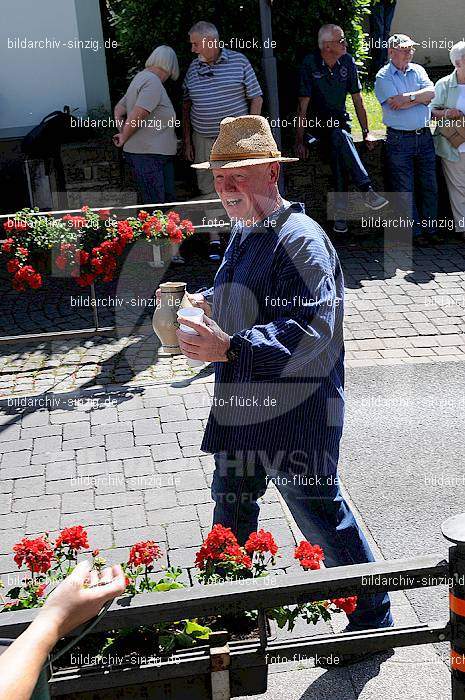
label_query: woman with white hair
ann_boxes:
[113,46,184,262]
[432,41,465,236]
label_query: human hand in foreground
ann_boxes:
[176,315,230,362]
[0,560,125,700]
[38,560,126,639]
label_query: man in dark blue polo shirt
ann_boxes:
[296,24,388,235]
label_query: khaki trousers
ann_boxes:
[192,131,216,195]
[442,153,465,232]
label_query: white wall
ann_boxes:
[392,0,465,67]
[0,0,110,138]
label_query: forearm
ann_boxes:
[230,274,337,381]
[296,98,310,143]
[404,88,435,106]
[354,101,369,132]
[114,102,127,131]
[120,107,150,142]
[249,96,263,115]
[0,617,58,700]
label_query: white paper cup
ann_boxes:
[177,308,205,367]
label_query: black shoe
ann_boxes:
[333,219,348,235]
[363,188,389,211]
[208,240,222,261]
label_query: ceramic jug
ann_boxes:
[152,282,192,354]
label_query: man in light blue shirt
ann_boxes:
[375,34,440,243]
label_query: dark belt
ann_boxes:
[387,126,430,135]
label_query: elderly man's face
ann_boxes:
[389,46,415,71]
[213,163,280,224]
[189,32,218,62]
[324,27,347,60]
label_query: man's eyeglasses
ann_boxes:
[329,37,347,44]
[393,46,416,54]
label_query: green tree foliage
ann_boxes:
[105,0,371,114]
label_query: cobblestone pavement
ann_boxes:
[2,241,465,396]
[0,378,298,591]
[0,238,455,690]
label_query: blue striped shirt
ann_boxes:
[183,49,263,137]
[200,202,345,476]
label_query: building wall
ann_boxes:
[0,0,110,138]
[391,0,465,67]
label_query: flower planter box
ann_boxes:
[48,625,275,699]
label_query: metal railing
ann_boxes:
[0,513,464,698]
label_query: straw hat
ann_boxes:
[192,115,299,169]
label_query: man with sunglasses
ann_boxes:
[296,24,388,237]
[375,34,439,245]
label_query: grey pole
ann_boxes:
[259,0,284,192]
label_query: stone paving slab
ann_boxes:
[1,242,465,395]
[0,375,451,695]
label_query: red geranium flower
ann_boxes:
[332,596,358,615]
[128,541,162,567]
[167,211,180,224]
[55,525,89,552]
[180,219,195,235]
[138,210,149,221]
[294,540,325,570]
[1,238,14,253]
[36,583,48,597]
[13,536,54,574]
[77,250,90,265]
[98,209,111,219]
[195,524,250,569]
[3,219,27,231]
[244,529,278,556]
[55,255,67,270]
[7,259,20,274]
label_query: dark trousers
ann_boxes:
[385,129,438,236]
[319,128,371,218]
[369,1,397,76]
[211,451,393,632]
[124,152,175,205]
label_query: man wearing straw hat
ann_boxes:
[176,115,393,650]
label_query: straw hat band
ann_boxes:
[210,150,281,161]
[191,116,298,169]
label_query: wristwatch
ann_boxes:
[362,128,369,137]
[410,94,416,102]
[226,335,241,363]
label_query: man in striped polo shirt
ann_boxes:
[176,116,393,658]
[183,21,263,260]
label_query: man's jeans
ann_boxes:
[319,128,371,218]
[211,452,393,632]
[124,152,175,205]
[385,129,438,236]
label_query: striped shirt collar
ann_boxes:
[195,48,231,69]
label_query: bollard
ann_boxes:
[442,514,465,700]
